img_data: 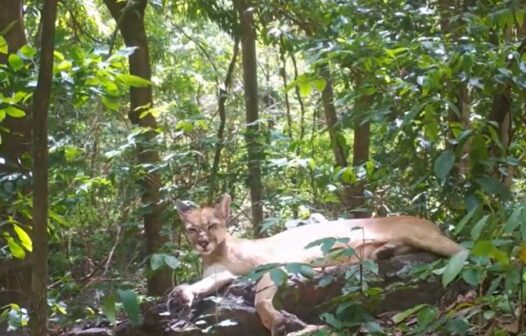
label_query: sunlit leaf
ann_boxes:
[0,36,7,54]
[8,54,23,71]
[5,235,26,259]
[5,106,26,118]
[13,224,32,252]
[117,74,151,87]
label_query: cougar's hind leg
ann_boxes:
[371,241,416,260]
[403,229,464,257]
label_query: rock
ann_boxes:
[68,327,112,336]
[88,252,466,336]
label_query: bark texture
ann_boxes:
[103,0,171,296]
[0,0,30,171]
[349,91,372,217]
[0,0,32,321]
[235,0,264,233]
[31,1,58,334]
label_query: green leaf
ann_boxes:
[5,235,26,259]
[462,268,483,286]
[117,289,141,326]
[19,45,36,59]
[13,224,32,252]
[101,96,119,111]
[0,36,7,54]
[454,207,478,235]
[150,254,164,271]
[472,240,509,265]
[476,176,510,200]
[392,304,427,324]
[364,321,384,333]
[471,215,489,241]
[164,255,180,270]
[442,250,469,287]
[102,295,117,325]
[117,74,151,87]
[64,145,81,161]
[56,60,72,72]
[5,106,26,118]
[503,207,523,233]
[434,150,455,180]
[8,54,23,71]
[269,268,287,287]
[0,109,6,122]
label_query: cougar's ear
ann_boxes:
[214,193,231,221]
[176,200,193,220]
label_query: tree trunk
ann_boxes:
[0,0,30,171]
[279,39,293,139]
[439,0,471,176]
[291,53,306,144]
[103,0,171,296]
[30,1,58,334]
[209,38,240,202]
[320,65,355,211]
[235,0,264,234]
[350,90,372,218]
[0,0,32,320]
[320,67,347,168]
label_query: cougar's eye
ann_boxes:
[207,223,217,231]
[187,227,197,234]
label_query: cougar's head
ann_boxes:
[176,194,231,255]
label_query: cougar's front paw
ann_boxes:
[167,284,195,317]
[271,311,307,336]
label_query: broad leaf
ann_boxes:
[102,295,117,325]
[442,250,469,287]
[269,268,287,287]
[5,106,26,118]
[0,36,7,54]
[470,215,489,241]
[117,289,141,326]
[13,224,32,252]
[8,54,23,71]
[164,255,180,269]
[434,150,455,180]
[117,74,151,87]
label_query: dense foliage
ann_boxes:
[1,0,525,334]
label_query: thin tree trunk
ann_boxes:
[320,66,347,168]
[31,1,58,334]
[209,38,240,202]
[103,0,171,295]
[235,0,264,234]
[439,0,471,175]
[279,39,293,139]
[320,65,355,210]
[349,89,372,217]
[291,53,306,144]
